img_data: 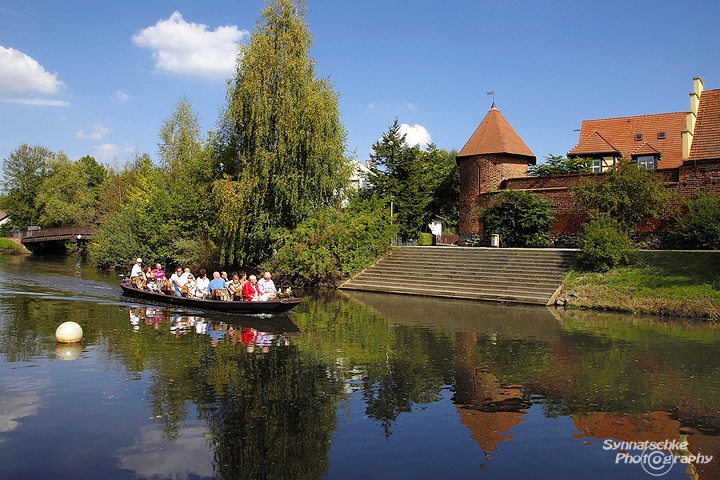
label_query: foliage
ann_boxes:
[577,212,634,272]
[673,190,720,249]
[35,153,98,227]
[529,154,592,176]
[573,159,677,233]
[1,143,52,228]
[364,119,458,240]
[476,190,555,247]
[418,232,433,246]
[261,195,398,285]
[213,0,350,265]
[91,102,216,269]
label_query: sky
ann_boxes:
[1,0,719,169]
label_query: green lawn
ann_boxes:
[562,251,720,320]
[0,238,30,254]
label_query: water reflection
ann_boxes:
[1,257,719,479]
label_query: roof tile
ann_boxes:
[689,89,720,160]
[458,106,535,162]
[567,112,685,169]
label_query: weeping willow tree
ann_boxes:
[213,0,350,265]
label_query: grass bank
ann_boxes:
[0,238,30,255]
[560,251,720,321]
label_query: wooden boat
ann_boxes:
[120,281,302,314]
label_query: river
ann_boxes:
[0,256,718,479]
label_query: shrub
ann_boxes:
[261,195,399,286]
[477,190,555,247]
[673,190,720,249]
[418,232,434,246]
[577,213,635,272]
[573,159,677,233]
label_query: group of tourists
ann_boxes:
[129,258,281,302]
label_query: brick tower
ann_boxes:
[456,104,536,243]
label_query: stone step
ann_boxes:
[339,246,576,305]
[342,280,558,297]
[339,284,552,304]
[351,270,564,285]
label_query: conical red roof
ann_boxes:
[458,106,535,163]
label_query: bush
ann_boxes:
[477,190,555,247]
[418,232,434,246]
[261,195,399,286]
[673,190,720,249]
[577,213,635,272]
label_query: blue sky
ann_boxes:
[1,0,719,169]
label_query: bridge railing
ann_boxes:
[8,227,97,240]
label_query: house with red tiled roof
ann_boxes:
[567,78,704,172]
[457,77,720,247]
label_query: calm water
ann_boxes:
[0,256,719,479]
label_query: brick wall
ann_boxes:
[459,157,720,247]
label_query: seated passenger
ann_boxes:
[257,271,277,298]
[227,274,243,299]
[169,267,185,297]
[195,269,210,298]
[207,271,226,294]
[130,258,143,285]
[152,263,166,281]
[242,275,264,301]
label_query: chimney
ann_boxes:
[682,77,704,158]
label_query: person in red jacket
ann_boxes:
[242,274,262,301]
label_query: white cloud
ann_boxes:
[93,143,120,162]
[115,91,130,101]
[76,123,111,140]
[399,123,431,148]
[0,46,66,104]
[132,11,249,81]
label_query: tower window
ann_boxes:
[634,133,643,141]
[657,132,666,139]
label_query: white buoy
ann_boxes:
[55,321,83,344]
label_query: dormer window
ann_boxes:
[634,133,643,141]
[657,132,666,139]
[636,155,655,169]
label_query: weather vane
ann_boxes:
[486,90,495,107]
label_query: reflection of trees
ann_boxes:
[195,341,341,480]
[293,292,456,436]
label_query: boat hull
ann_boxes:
[120,283,301,314]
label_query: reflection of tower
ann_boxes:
[453,332,527,455]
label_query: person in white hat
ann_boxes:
[131,258,143,279]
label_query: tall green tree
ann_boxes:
[365,119,455,240]
[1,143,52,227]
[35,153,98,227]
[214,0,350,265]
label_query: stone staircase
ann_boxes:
[339,246,577,305]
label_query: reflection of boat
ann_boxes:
[120,281,302,314]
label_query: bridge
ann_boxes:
[8,227,97,252]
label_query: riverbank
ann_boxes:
[0,237,30,254]
[557,251,720,321]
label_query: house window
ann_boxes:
[634,133,643,141]
[592,159,602,173]
[636,155,655,169]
